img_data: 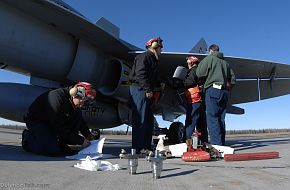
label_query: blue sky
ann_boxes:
[1,0,290,130]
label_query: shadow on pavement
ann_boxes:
[226,136,290,151]
[0,139,131,161]
[0,144,68,161]
[161,169,198,178]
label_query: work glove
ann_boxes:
[86,133,94,141]
[145,91,153,99]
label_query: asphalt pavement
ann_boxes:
[0,127,290,190]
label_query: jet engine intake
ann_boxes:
[97,58,122,96]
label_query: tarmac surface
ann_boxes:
[1,127,290,190]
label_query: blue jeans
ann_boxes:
[221,109,226,145]
[130,85,154,153]
[205,87,228,145]
[184,102,201,141]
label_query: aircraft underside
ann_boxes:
[1,0,290,130]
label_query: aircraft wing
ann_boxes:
[220,56,290,104]
[132,52,290,119]
[1,0,290,126]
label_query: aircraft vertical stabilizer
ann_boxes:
[189,38,207,54]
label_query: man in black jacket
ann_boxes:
[129,37,163,154]
[22,82,96,156]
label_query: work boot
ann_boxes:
[21,129,30,152]
[186,139,193,151]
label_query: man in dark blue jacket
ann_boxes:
[129,37,163,154]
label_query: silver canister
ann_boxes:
[148,150,166,179]
[128,149,138,174]
[120,149,139,175]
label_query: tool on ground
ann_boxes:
[211,144,235,157]
[156,134,167,152]
[119,149,139,174]
[182,131,211,162]
[224,151,279,161]
[147,150,166,179]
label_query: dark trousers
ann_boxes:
[130,85,154,153]
[196,102,208,143]
[184,102,201,141]
[24,121,61,156]
[23,110,85,156]
[221,108,226,145]
[205,87,228,145]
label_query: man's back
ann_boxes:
[196,51,232,89]
[27,88,72,123]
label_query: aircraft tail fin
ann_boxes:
[189,38,208,54]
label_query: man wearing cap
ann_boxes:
[183,56,208,144]
[21,82,97,156]
[196,44,236,145]
[129,37,163,154]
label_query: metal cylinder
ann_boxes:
[151,161,162,179]
[151,150,163,179]
[192,132,198,149]
[128,159,138,174]
[128,149,138,174]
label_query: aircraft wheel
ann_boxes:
[90,129,101,140]
[167,122,184,145]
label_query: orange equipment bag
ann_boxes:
[185,86,202,104]
[182,148,211,162]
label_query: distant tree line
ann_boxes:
[0,124,25,130]
[0,124,133,135]
[227,128,290,135]
[1,124,290,136]
[101,130,132,135]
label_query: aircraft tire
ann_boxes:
[90,129,101,140]
[167,122,184,145]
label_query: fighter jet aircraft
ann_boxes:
[1,0,290,134]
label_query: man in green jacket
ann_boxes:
[196,44,235,145]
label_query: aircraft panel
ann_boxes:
[225,57,290,79]
[260,79,290,100]
[2,0,136,60]
[229,80,259,104]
